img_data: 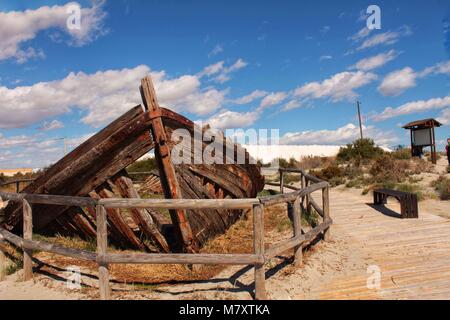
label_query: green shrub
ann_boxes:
[391,148,412,160]
[342,163,364,179]
[337,138,384,163]
[310,164,343,181]
[369,155,410,183]
[329,176,345,187]
[431,177,450,200]
[346,178,365,189]
[127,157,157,172]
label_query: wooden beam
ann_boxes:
[113,173,170,252]
[22,199,33,281]
[102,253,261,265]
[141,76,196,252]
[0,235,6,282]
[253,204,266,300]
[323,186,331,241]
[96,205,110,300]
[293,197,303,266]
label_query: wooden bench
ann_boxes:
[373,189,419,219]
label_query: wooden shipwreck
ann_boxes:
[2,76,264,253]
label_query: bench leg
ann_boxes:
[400,197,407,219]
[411,195,419,218]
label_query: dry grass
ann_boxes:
[25,202,298,288]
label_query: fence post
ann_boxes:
[0,234,6,282]
[293,197,303,266]
[22,199,33,281]
[253,204,266,300]
[305,178,311,215]
[300,173,306,208]
[96,205,110,300]
[322,186,331,241]
[16,181,20,193]
[279,170,284,194]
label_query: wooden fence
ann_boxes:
[0,169,331,300]
[0,179,35,193]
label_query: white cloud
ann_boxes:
[208,44,223,57]
[39,120,64,131]
[259,92,288,110]
[373,96,450,121]
[348,27,372,42]
[294,71,377,102]
[0,132,94,169]
[356,26,411,51]
[352,50,398,71]
[281,100,303,112]
[378,60,450,96]
[205,110,259,130]
[0,1,107,63]
[437,108,450,125]
[232,90,268,105]
[378,67,417,96]
[320,26,331,35]
[419,60,450,77]
[319,55,333,62]
[0,65,227,129]
[199,58,247,83]
[280,123,397,146]
[198,61,224,77]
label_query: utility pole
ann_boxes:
[356,100,364,140]
[63,137,67,156]
[54,137,68,156]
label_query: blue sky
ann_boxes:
[0,0,449,169]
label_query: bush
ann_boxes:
[346,178,365,189]
[337,138,385,163]
[310,164,343,181]
[127,158,157,173]
[392,148,412,160]
[329,176,345,187]
[369,155,410,183]
[431,177,450,200]
[298,156,330,170]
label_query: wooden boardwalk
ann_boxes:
[314,189,450,300]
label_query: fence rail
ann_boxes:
[0,168,332,300]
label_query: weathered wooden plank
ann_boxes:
[0,227,96,261]
[113,173,170,252]
[102,253,262,265]
[22,200,33,281]
[322,186,331,241]
[97,186,146,250]
[253,204,266,300]
[96,205,110,300]
[0,234,6,281]
[141,76,196,253]
[293,197,303,266]
[99,198,258,209]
